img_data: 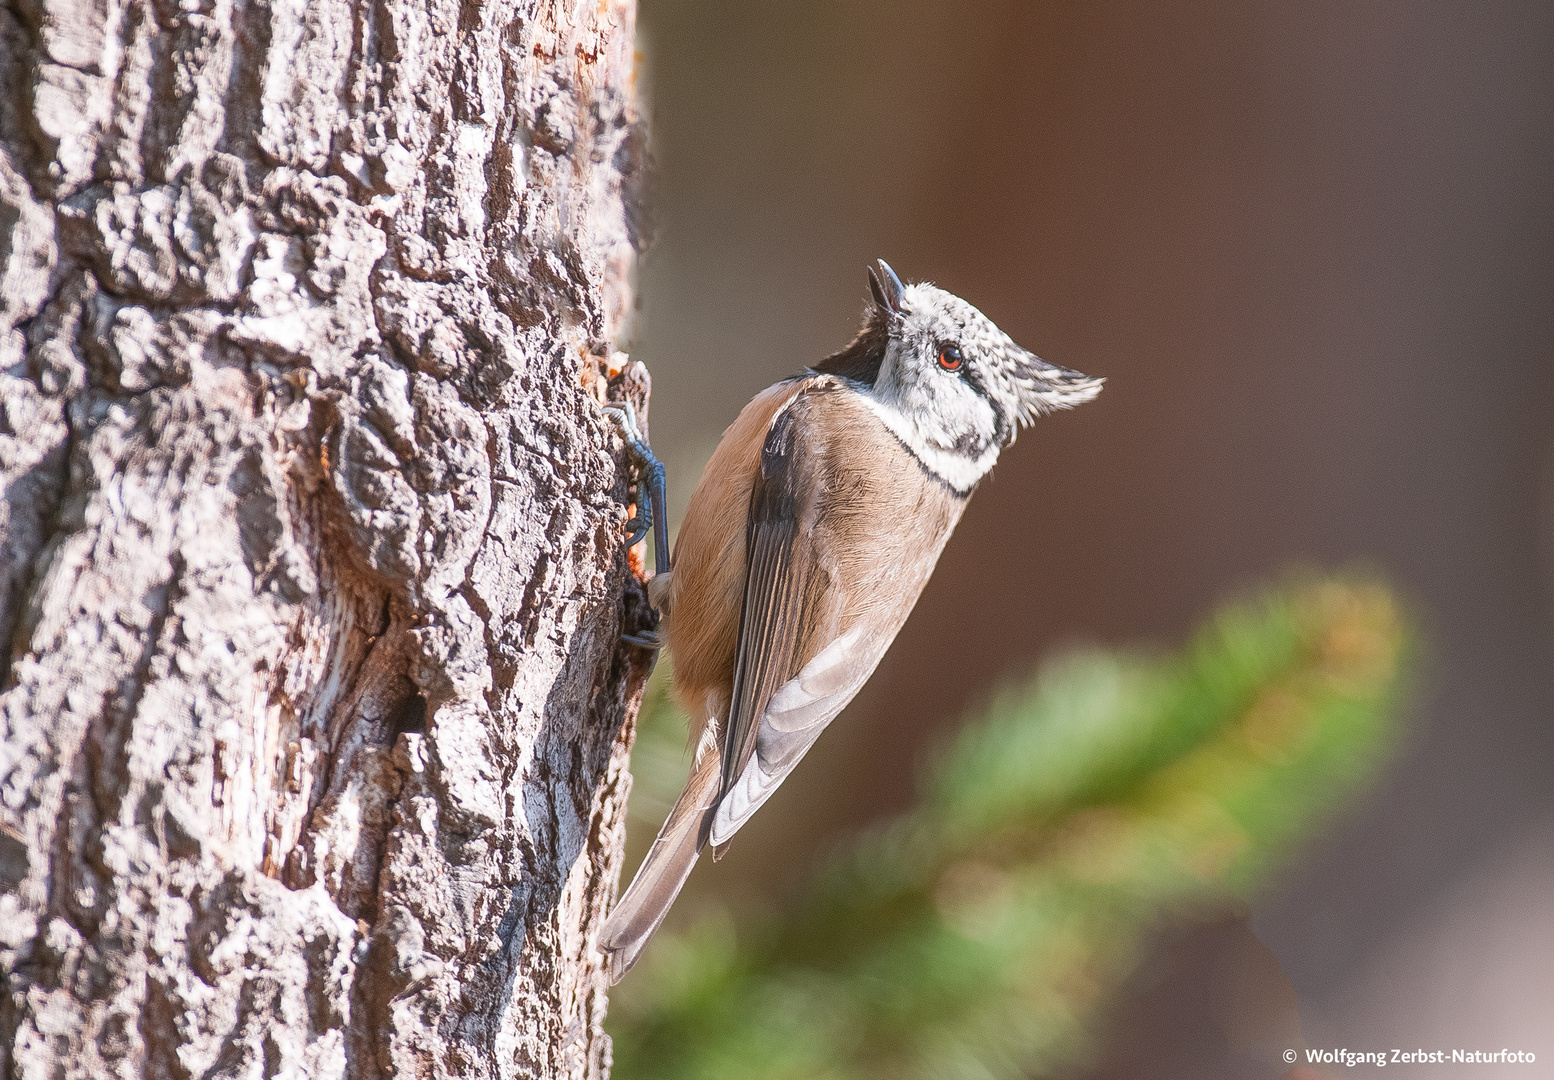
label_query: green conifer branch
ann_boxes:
[608,577,1408,1080]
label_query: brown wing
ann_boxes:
[715,390,840,816]
[709,385,966,848]
[660,378,808,739]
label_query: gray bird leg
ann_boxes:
[605,401,671,580]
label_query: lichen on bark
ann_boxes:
[0,0,653,1075]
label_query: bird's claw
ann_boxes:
[604,401,649,462]
[620,631,662,650]
[622,514,651,551]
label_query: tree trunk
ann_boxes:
[0,0,651,1074]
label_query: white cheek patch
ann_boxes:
[861,396,1000,494]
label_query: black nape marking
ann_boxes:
[812,311,888,387]
[884,427,978,500]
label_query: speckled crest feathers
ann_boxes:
[891,282,1105,425]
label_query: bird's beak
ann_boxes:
[869,259,906,315]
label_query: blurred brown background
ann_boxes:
[626,1,1553,1075]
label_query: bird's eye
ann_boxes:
[938,345,963,372]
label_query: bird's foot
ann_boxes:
[605,401,671,576]
[620,630,662,650]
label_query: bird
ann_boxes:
[600,260,1102,982]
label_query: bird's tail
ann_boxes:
[600,744,721,983]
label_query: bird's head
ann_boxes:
[815,260,1103,493]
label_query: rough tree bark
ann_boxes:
[0,0,653,1074]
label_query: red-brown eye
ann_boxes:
[938,345,963,371]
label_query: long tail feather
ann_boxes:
[601,747,721,983]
